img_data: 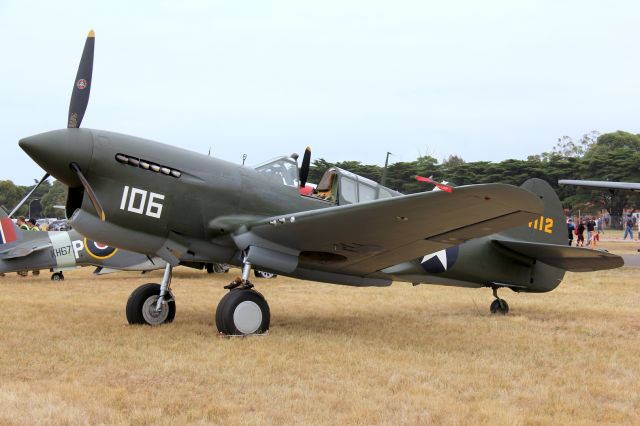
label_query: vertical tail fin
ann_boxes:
[496,178,566,245]
[0,207,22,244]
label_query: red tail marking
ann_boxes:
[416,176,453,193]
[0,218,18,244]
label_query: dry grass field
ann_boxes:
[1,242,639,425]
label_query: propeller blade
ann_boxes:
[70,163,106,221]
[416,175,454,193]
[299,146,311,187]
[9,173,50,217]
[68,30,95,128]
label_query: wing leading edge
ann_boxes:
[228,183,544,276]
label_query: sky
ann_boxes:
[1,0,639,185]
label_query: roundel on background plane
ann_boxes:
[420,246,459,273]
[84,238,118,259]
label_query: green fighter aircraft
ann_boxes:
[19,32,622,335]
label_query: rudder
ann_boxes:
[0,207,23,244]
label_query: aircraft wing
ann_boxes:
[493,240,624,272]
[558,179,640,192]
[229,183,543,276]
[0,241,52,260]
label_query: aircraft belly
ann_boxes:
[384,239,535,289]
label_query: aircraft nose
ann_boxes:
[19,128,94,187]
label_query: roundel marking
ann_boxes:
[77,79,87,90]
[420,246,459,274]
[84,238,118,259]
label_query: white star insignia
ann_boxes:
[421,250,448,270]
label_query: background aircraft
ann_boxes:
[18,31,620,335]
[559,179,640,192]
[0,207,166,279]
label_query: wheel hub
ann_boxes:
[142,295,169,325]
[233,301,262,334]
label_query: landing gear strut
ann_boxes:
[490,286,509,315]
[216,260,270,335]
[126,264,176,325]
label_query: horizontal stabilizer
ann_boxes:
[493,240,623,272]
[0,242,52,259]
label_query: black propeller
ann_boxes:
[299,146,311,188]
[70,163,106,221]
[68,30,95,128]
[65,31,106,221]
[8,173,50,217]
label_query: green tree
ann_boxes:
[41,180,68,218]
[0,180,23,213]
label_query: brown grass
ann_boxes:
[1,243,639,425]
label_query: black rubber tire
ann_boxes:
[254,270,277,279]
[215,290,235,332]
[126,283,176,325]
[51,272,64,281]
[490,298,509,315]
[215,288,270,335]
[206,263,214,274]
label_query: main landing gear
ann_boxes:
[51,271,64,281]
[126,264,176,325]
[490,286,509,315]
[216,260,270,335]
[125,260,270,335]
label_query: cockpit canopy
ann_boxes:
[253,156,300,188]
[253,156,400,205]
[318,167,399,205]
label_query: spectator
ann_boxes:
[16,216,29,230]
[576,220,585,247]
[27,219,40,275]
[586,217,596,249]
[27,218,39,231]
[567,219,575,246]
[623,214,634,240]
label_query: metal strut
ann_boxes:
[224,253,254,290]
[492,285,506,311]
[155,263,173,311]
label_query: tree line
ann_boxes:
[2,130,639,222]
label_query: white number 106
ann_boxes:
[120,186,165,219]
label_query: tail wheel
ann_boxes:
[215,288,270,335]
[126,283,176,325]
